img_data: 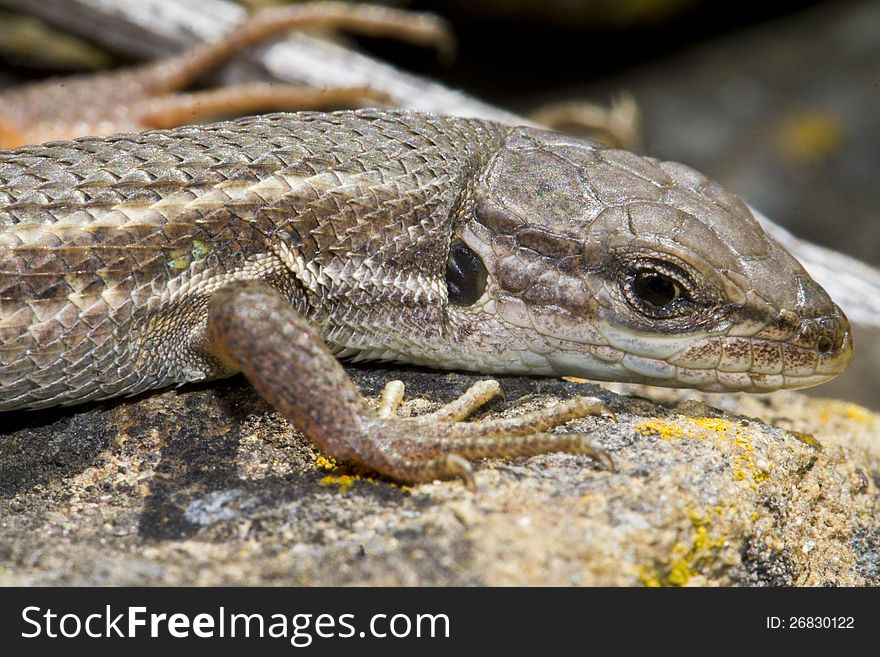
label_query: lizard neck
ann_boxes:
[269,112,509,365]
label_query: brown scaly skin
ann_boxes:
[0,109,852,486]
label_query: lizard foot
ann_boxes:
[378,378,502,420]
[207,280,615,491]
[364,382,615,490]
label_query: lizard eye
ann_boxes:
[446,240,488,306]
[634,271,680,307]
[623,262,695,319]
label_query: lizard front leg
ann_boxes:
[206,280,614,490]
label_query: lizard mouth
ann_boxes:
[544,305,854,393]
[544,332,852,392]
[660,332,853,392]
[442,293,854,393]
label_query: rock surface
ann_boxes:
[1,367,877,586]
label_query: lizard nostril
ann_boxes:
[817,335,833,354]
[811,310,851,355]
[796,313,848,355]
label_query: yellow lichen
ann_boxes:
[842,403,874,424]
[635,419,687,441]
[319,474,359,494]
[638,567,663,588]
[636,417,771,488]
[641,507,728,587]
[314,455,339,471]
[690,417,733,433]
[816,400,876,426]
[666,557,693,586]
[787,430,823,449]
[313,454,409,493]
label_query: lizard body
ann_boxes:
[0,109,852,485]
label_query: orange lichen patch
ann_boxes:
[562,376,590,384]
[635,417,772,487]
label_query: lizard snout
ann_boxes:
[806,313,849,355]
[767,301,854,380]
[802,305,853,375]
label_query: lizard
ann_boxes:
[0,109,853,489]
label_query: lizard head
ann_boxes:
[448,126,852,392]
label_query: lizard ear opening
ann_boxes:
[446,239,488,307]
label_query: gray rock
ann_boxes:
[1,367,876,586]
